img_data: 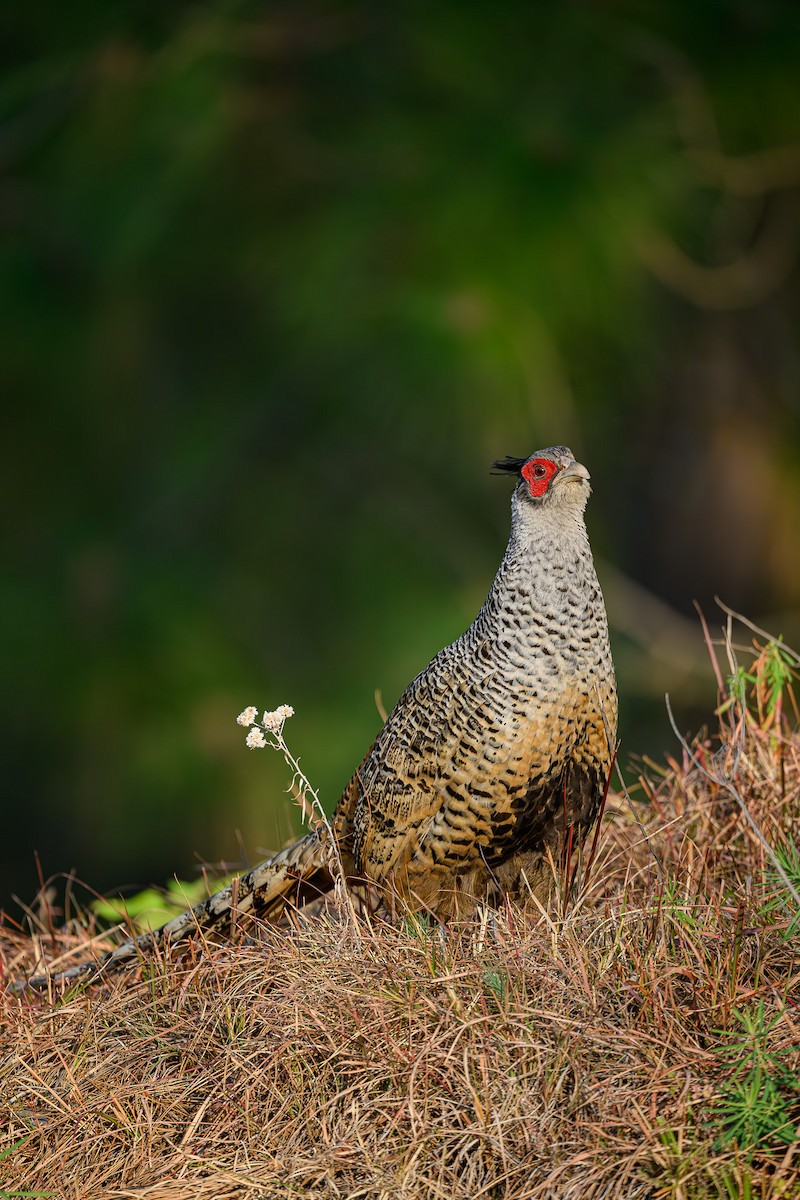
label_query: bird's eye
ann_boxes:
[520,457,555,495]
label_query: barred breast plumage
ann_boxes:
[19,445,617,989]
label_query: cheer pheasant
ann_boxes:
[24,446,617,988]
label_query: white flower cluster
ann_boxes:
[261,704,295,731]
[237,703,295,748]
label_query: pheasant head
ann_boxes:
[493,445,592,532]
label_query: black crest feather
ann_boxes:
[491,455,528,476]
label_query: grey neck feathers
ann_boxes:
[473,492,598,638]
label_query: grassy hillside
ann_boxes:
[2,628,799,1199]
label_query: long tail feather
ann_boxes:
[14,831,331,992]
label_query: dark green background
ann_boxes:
[3,1,800,914]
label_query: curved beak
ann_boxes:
[559,459,590,484]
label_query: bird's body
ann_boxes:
[20,446,616,988]
[343,474,616,915]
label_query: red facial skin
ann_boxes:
[521,457,559,498]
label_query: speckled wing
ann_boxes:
[349,639,532,889]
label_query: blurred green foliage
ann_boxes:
[92,873,235,933]
[2,1,800,912]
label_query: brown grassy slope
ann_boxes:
[1,673,799,1199]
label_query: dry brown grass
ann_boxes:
[2,648,800,1199]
